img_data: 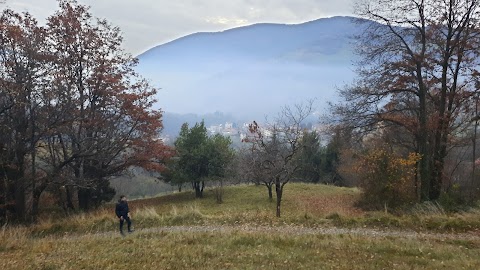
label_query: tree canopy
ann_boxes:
[170,121,234,198]
[333,0,480,201]
[0,0,170,222]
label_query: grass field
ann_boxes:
[2,183,480,269]
[3,229,480,270]
[30,183,364,236]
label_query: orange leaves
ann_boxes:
[243,120,264,146]
[0,1,170,182]
[128,139,174,173]
[354,148,420,208]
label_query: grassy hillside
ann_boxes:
[29,183,361,235]
[25,183,480,235]
[3,228,480,269]
[2,183,480,269]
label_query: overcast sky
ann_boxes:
[3,0,355,56]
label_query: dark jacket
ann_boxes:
[115,200,129,218]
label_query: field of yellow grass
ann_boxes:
[2,183,480,269]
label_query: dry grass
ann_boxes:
[2,183,480,269]
[0,225,29,252]
[23,183,480,236]
[2,229,480,269]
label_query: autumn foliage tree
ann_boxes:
[0,0,170,222]
[353,148,420,209]
[333,0,480,201]
[0,9,51,221]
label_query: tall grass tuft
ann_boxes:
[411,201,447,216]
[0,225,29,251]
[135,207,161,219]
[166,204,206,225]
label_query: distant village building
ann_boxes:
[158,135,172,145]
[207,122,239,136]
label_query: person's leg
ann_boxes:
[119,218,125,234]
[126,216,133,232]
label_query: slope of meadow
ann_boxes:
[2,183,480,269]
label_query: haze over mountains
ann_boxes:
[136,16,363,136]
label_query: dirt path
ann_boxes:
[64,225,480,242]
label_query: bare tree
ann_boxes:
[237,143,275,200]
[244,101,314,217]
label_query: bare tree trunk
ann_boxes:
[472,98,478,201]
[30,181,48,222]
[14,179,26,222]
[29,98,37,222]
[215,179,224,204]
[78,187,91,211]
[65,185,77,211]
[265,182,273,201]
[275,177,283,217]
[193,181,203,198]
[14,155,26,222]
[415,163,420,201]
[2,165,9,221]
[418,65,432,201]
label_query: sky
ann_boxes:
[3,0,355,56]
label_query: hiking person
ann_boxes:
[115,195,133,235]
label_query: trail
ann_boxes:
[59,225,480,242]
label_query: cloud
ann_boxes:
[205,16,249,26]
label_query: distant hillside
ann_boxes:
[137,16,364,122]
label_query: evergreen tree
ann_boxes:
[172,121,234,198]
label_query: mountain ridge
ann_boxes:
[135,16,365,135]
[137,16,359,58]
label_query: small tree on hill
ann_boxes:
[173,121,234,198]
[240,138,275,200]
[244,101,314,217]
